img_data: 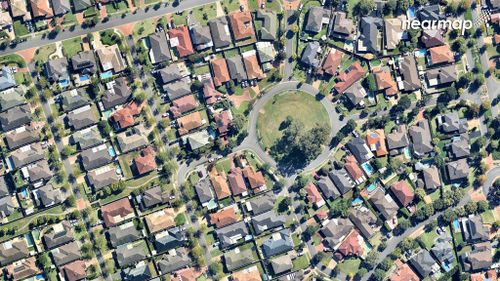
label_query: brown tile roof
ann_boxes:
[30,0,53,18]
[211,58,230,87]
[390,181,414,207]
[242,52,264,80]
[134,146,157,175]
[389,259,420,281]
[242,166,266,189]
[336,230,364,259]
[111,102,143,129]
[209,207,238,228]
[429,45,454,65]
[61,260,87,281]
[214,110,232,135]
[334,62,366,94]
[320,49,343,76]
[168,26,194,57]
[5,257,40,280]
[210,169,231,199]
[375,69,398,96]
[177,111,204,135]
[170,95,198,118]
[145,208,175,233]
[304,181,324,205]
[228,167,247,196]
[344,155,364,182]
[203,80,223,105]
[101,197,135,227]
[366,129,388,156]
[232,266,262,281]
[228,11,255,41]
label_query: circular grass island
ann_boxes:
[256,91,331,167]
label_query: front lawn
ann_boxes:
[13,20,29,37]
[336,258,361,276]
[62,37,83,57]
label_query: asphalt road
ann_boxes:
[0,0,218,56]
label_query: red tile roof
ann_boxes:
[170,95,198,118]
[209,207,238,228]
[344,155,365,182]
[389,260,420,281]
[228,167,247,196]
[242,52,264,80]
[304,181,324,205]
[211,58,231,87]
[177,111,204,135]
[375,69,398,96]
[321,49,343,76]
[203,79,223,105]
[61,260,87,281]
[334,62,366,94]
[30,0,53,18]
[336,230,364,259]
[390,180,414,207]
[214,110,232,135]
[242,166,266,189]
[101,197,134,227]
[210,169,231,199]
[228,11,255,41]
[168,26,194,57]
[429,45,454,65]
[366,129,388,157]
[111,102,143,129]
[134,146,157,175]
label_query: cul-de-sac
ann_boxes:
[0,0,497,280]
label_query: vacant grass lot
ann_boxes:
[257,91,330,148]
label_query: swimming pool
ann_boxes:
[59,79,69,88]
[20,188,28,198]
[415,49,427,57]
[452,219,460,231]
[352,197,363,206]
[79,74,90,82]
[108,146,116,157]
[367,183,377,192]
[100,71,113,79]
[404,147,412,159]
[361,162,374,176]
[408,7,416,19]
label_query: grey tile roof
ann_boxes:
[0,176,9,198]
[446,159,469,181]
[141,185,168,209]
[44,58,69,82]
[420,29,445,48]
[344,80,367,106]
[251,210,286,235]
[216,220,249,248]
[439,112,467,134]
[300,41,321,68]
[116,125,148,153]
[386,124,409,151]
[255,10,278,40]
[60,88,89,112]
[86,165,119,190]
[464,242,493,271]
[426,65,458,86]
[0,67,16,91]
[122,263,152,281]
[270,254,293,275]
[190,25,213,51]
[80,143,113,171]
[416,4,443,21]
[466,216,489,242]
[262,229,294,258]
[153,227,186,254]
[327,168,354,195]
[422,165,441,190]
[0,196,14,218]
[320,218,354,249]
[102,77,132,110]
[27,160,53,183]
[71,50,96,74]
[35,184,62,208]
[10,142,44,169]
[51,241,81,267]
[71,0,92,12]
[164,79,191,101]
[4,123,39,150]
[410,250,438,277]
[347,137,373,163]
[450,136,470,159]
[304,7,327,33]
[431,232,455,266]
[316,176,341,200]
[223,247,255,271]
[72,125,103,150]
[358,17,383,54]
[369,187,399,220]
[148,31,171,64]
[115,243,147,268]
[0,88,24,112]
[330,12,356,40]
[0,104,31,131]
[159,63,189,84]
[409,119,434,157]
[157,248,191,274]
[43,221,74,250]
[0,239,29,266]
[247,192,275,215]
[107,222,142,248]
[226,55,247,82]
[348,207,379,239]
[400,56,421,91]
[208,17,232,49]
[67,105,98,131]
[194,178,215,204]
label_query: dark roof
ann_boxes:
[159,63,189,84]
[122,263,152,281]
[35,184,62,207]
[0,176,9,197]
[194,178,215,204]
[102,77,132,110]
[417,4,443,21]
[431,232,455,266]
[348,207,379,239]
[107,222,142,248]
[466,216,489,242]
[300,41,321,67]
[71,51,97,74]
[115,243,147,268]
[164,79,191,101]
[439,113,467,134]
[43,221,74,250]
[386,124,409,151]
[255,10,278,40]
[141,185,168,209]
[358,17,383,54]
[4,123,39,150]
[190,25,213,51]
[261,229,294,258]
[426,65,458,86]
[344,80,367,106]
[0,196,15,218]
[400,56,421,91]
[157,248,191,274]
[44,58,69,82]
[27,160,53,183]
[347,137,373,163]
[369,188,399,220]
[317,176,341,200]
[153,227,186,254]
[80,143,113,171]
[71,0,92,12]
[463,242,493,271]
[0,104,32,131]
[67,105,98,130]
[215,220,249,248]
[247,192,275,215]
[148,31,171,64]
[327,168,354,195]
[446,159,469,181]
[72,126,103,150]
[251,210,286,235]
[9,142,44,169]
[0,239,29,266]
[409,249,437,278]
[450,136,470,159]
[304,7,327,33]
[86,165,119,190]
[51,241,81,267]
[226,55,248,82]
[208,17,232,49]
[409,119,433,157]
[60,89,89,112]
[224,247,255,271]
[320,218,354,249]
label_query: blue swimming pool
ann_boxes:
[361,162,374,176]
[20,188,28,198]
[367,183,377,192]
[100,71,113,79]
[35,274,44,280]
[452,219,460,231]
[415,49,427,57]
[59,79,69,88]
[351,197,363,206]
[408,7,416,18]
[108,146,116,157]
[404,147,412,159]
[79,74,90,82]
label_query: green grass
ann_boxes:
[118,155,133,179]
[215,158,232,174]
[171,12,187,26]
[0,54,26,68]
[420,228,439,250]
[192,4,218,25]
[336,258,361,276]
[220,0,240,13]
[13,20,29,37]
[133,18,156,40]
[481,210,497,224]
[62,13,77,25]
[33,44,56,62]
[292,255,310,271]
[62,37,83,57]
[257,91,330,148]
[106,0,129,14]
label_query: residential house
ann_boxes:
[421,29,445,48]
[157,248,191,274]
[370,187,399,221]
[4,123,40,150]
[320,218,354,250]
[398,55,421,92]
[60,88,89,112]
[71,0,92,11]
[251,210,286,235]
[9,0,30,19]
[437,112,467,135]
[102,77,132,110]
[319,48,343,76]
[30,0,53,18]
[9,142,44,169]
[335,230,366,260]
[347,137,374,163]
[177,111,206,135]
[224,247,255,271]
[70,50,97,74]
[134,146,156,175]
[208,17,232,49]
[461,242,493,272]
[304,6,330,34]
[140,185,168,209]
[344,80,367,107]
[107,221,142,248]
[168,26,194,58]
[164,79,192,101]
[0,176,10,198]
[409,249,440,278]
[375,69,398,97]
[261,229,293,258]
[409,119,434,157]
[426,64,458,87]
[366,129,388,157]
[190,24,213,51]
[328,168,354,195]
[344,155,366,185]
[210,170,231,200]
[215,220,249,248]
[0,67,16,91]
[51,241,81,267]
[330,11,356,40]
[209,206,239,228]
[145,208,175,234]
[449,136,470,159]
[80,143,113,171]
[203,79,223,105]
[101,197,135,227]
[300,41,321,68]
[245,192,275,215]
[431,232,456,270]
[0,88,24,111]
[26,160,53,183]
[384,16,405,50]
[115,243,147,268]
[67,105,98,130]
[421,165,441,190]
[182,130,212,150]
[348,206,380,239]
[256,42,276,67]
[211,58,230,87]
[228,167,247,196]
[255,10,277,40]
[72,125,103,150]
[316,176,341,200]
[33,184,62,208]
[333,62,366,94]
[43,221,74,250]
[0,103,31,131]
[159,62,190,84]
[111,101,143,130]
[0,238,29,266]
[60,260,86,281]
[446,159,469,181]
[44,58,69,82]
[5,257,40,281]
[148,31,171,64]
[226,55,248,82]
[388,259,420,281]
[242,166,266,191]
[0,196,14,218]
[194,178,216,208]
[228,11,255,42]
[428,45,454,65]
[386,124,409,154]
[214,110,232,136]
[390,181,414,207]
[86,165,119,191]
[416,4,443,21]
[232,265,262,281]
[153,227,186,254]
[358,17,383,54]
[96,44,126,73]
[304,181,325,208]
[242,50,264,80]
[465,216,489,242]
[116,125,148,153]
[270,254,293,275]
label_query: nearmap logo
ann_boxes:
[402,19,473,35]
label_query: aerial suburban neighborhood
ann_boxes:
[0,0,497,280]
